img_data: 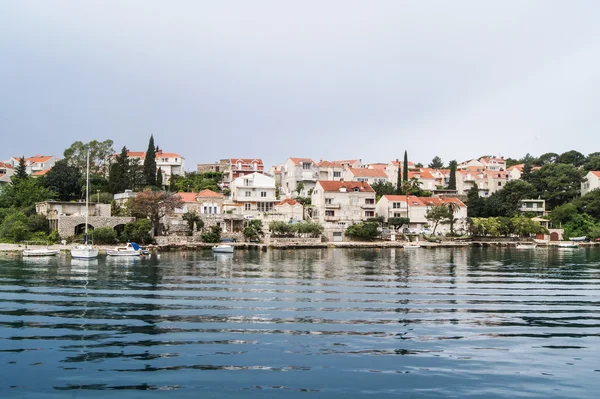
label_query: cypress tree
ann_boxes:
[12,156,29,183]
[109,146,130,193]
[448,160,457,190]
[395,159,402,194]
[143,135,157,187]
[403,150,409,182]
[156,167,163,187]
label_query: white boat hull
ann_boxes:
[23,249,60,257]
[70,245,98,259]
[106,250,141,256]
[212,245,234,253]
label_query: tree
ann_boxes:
[549,203,578,227]
[443,201,461,235]
[528,163,585,209]
[143,135,157,187]
[127,190,183,236]
[243,219,264,242]
[466,184,486,218]
[521,161,533,182]
[182,211,203,235]
[388,217,409,231]
[485,180,536,217]
[12,156,28,183]
[583,155,600,172]
[269,220,292,236]
[63,139,115,176]
[42,159,82,201]
[536,152,559,165]
[92,227,118,244]
[122,219,153,244]
[396,159,402,194]
[574,189,600,221]
[557,150,586,167]
[448,160,457,190]
[345,221,379,240]
[428,156,444,169]
[425,205,453,234]
[295,182,305,197]
[403,151,409,182]
[108,146,130,194]
[371,181,395,199]
[156,167,163,187]
[0,211,31,242]
[0,177,55,213]
[201,225,222,243]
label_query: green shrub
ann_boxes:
[0,211,31,242]
[201,225,222,243]
[92,227,118,245]
[122,219,153,244]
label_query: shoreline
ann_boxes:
[1,240,599,254]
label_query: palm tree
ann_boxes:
[443,201,461,235]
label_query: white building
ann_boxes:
[7,155,59,176]
[280,157,320,197]
[311,181,376,228]
[343,168,388,185]
[582,171,600,196]
[0,162,15,185]
[230,172,277,214]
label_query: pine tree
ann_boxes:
[143,135,157,187]
[109,146,130,193]
[156,167,163,187]
[403,151,409,182]
[11,156,29,183]
[428,156,444,169]
[521,162,533,182]
[448,160,457,190]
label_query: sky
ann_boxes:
[1,1,599,171]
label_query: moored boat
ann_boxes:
[212,244,234,253]
[22,248,60,257]
[557,243,579,249]
[106,242,143,256]
[516,243,537,249]
[70,151,98,260]
[403,244,421,249]
[569,236,588,242]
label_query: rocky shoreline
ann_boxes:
[1,240,599,254]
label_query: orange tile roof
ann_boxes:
[276,198,301,206]
[289,157,315,166]
[0,162,14,169]
[32,168,51,176]
[382,195,426,206]
[318,180,374,193]
[590,171,600,178]
[367,163,387,170]
[347,168,387,178]
[156,152,183,158]
[507,164,524,172]
[231,158,263,165]
[317,160,345,167]
[197,189,224,198]
[177,192,198,203]
[383,195,465,208]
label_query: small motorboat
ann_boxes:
[212,244,234,253]
[22,247,60,257]
[70,243,99,259]
[106,242,143,256]
[557,243,579,249]
[403,243,421,249]
[516,243,537,249]
[569,236,588,242]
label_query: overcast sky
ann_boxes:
[1,1,599,170]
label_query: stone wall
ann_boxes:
[58,216,134,238]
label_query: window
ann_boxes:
[393,202,402,209]
[325,198,333,204]
[257,202,273,212]
[302,163,311,170]
[245,191,251,197]
[365,198,374,204]
[325,210,335,216]
[261,191,267,197]
[497,182,502,187]
[357,178,367,182]
[333,171,341,178]
[365,211,374,217]
[245,203,251,211]
[244,179,251,186]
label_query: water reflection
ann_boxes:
[0,247,599,398]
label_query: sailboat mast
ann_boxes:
[85,150,90,243]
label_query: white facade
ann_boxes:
[343,168,388,185]
[311,181,376,228]
[0,162,15,184]
[280,158,320,197]
[155,151,185,184]
[317,161,346,181]
[582,171,600,196]
[230,172,277,214]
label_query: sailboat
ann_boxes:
[70,151,99,259]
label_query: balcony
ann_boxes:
[325,203,340,209]
[300,171,319,181]
[324,215,339,222]
[361,204,376,209]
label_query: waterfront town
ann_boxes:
[1,137,599,250]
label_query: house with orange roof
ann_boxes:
[479,156,506,172]
[384,159,417,188]
[331,159,362,169]
[230,172,277,215]
[0,161,15,184]
[343,167,388,185]
[280,157,320,197]
[376,195,467,233]
[8,155,59,176]
[274,198,304,221]
[317,160,346,181]
[582,171,600,196]
[311,181,376,234]
[110,150,185,185]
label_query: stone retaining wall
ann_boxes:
[58,216,135,238]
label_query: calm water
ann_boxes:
[1,247,600,398]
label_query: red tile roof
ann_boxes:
[590,171,600,178]
[32,168,51,176]
[177,192,198,203]
[317,160,345,167]
[367,163,387,170]
[0,162,14,169]
[276,198,301,206]
[383,195,465,207]
[197,189,223,198]
[289,157,315,166]
[318,181,374,192]
[347,168,387,178]
[231,158,263,165]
